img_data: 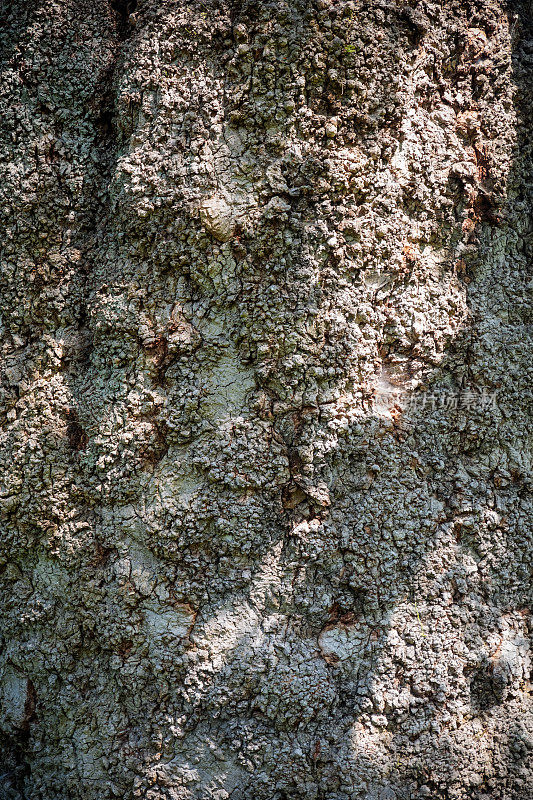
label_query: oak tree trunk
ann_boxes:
[0,1,532,798]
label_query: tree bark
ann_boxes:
[0,1,532,798]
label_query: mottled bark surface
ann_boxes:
[0,1,532,798]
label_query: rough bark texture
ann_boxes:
[0,1,532,798]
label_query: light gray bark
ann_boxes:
[0,1,532,798]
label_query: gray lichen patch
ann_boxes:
[200,353,256,422]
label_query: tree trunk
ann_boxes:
[0,1,532,798]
